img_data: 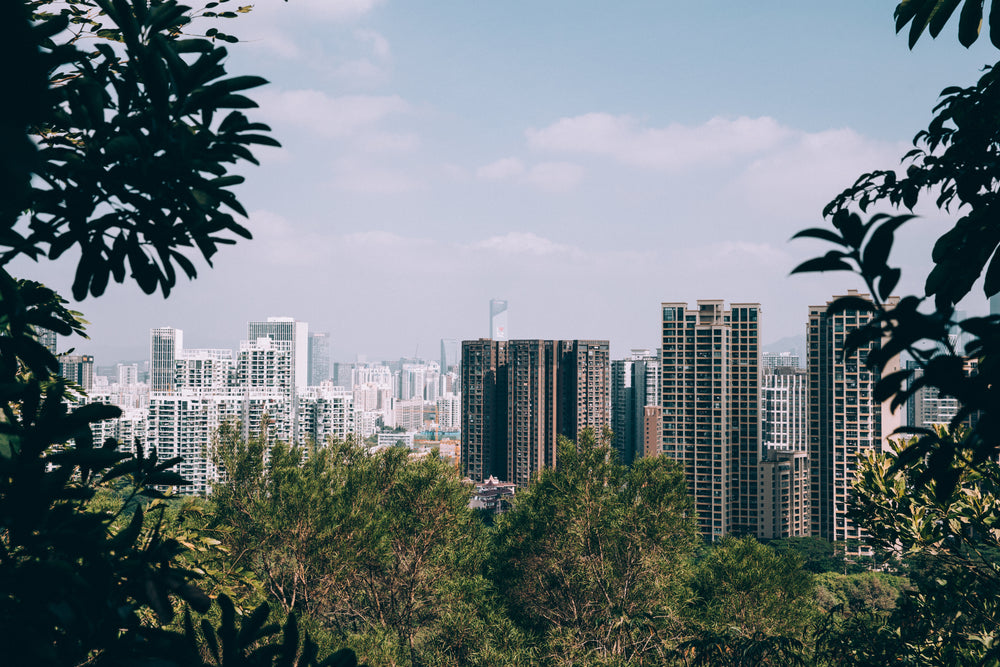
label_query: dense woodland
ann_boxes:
[5,0,1000,664]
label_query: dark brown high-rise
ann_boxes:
[461,338,610,487]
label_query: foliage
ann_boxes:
[210,432,514,666]
[767,536,847,574]
[813,571,907,615]
[682,536,815,664]
[489,429,699,666]
[894,0,1000,48]
[7,0,277,298]
[791,66,1000,495]
[845,434,1000,663]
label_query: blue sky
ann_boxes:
[21,1,1000,363]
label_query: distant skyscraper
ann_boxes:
[440,338,460,372]
[490,299,508,340]
[59,354,95,392]
[308,332,331,386]
[247,317,309,390]
[150,327,183,393]
[808,290,902,549]
[661,300,761,541]
[611,349,659,465]
[461,338,610,487]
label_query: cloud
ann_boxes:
[253,90,410,139]
[476,158,584,192]
[526,113,791,170]
[356,29,391,60]
[253,0,384,21]
[470,232,586,258]
[477,157,525,181]
[525,162,585,192]
[734,127,905,220]
[332,158,421,194]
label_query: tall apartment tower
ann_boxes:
[661,301,761,541]
[557,340,611,443]
[808,290,901,546]
[150,327,183,393]
[758,366,811,540]
[308,332,331,386]
[59,354,95,392]
[611,349,660,465]
[461,338,610,487]
[247,317,309,390]
[461,339,507,482]
[489,299,509,341]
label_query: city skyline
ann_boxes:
[12,3,998,363]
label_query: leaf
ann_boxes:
[790,227,848,246]
[958,0,984,46]
[790,253,854,275]
[929,0,964,36]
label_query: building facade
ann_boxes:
[661,301,762,541]
[461,338,610,487]
[808,290,901,548]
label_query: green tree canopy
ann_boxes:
[489,429,698,665]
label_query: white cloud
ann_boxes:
[525,162,585,192]
[526,113,791,170]
[332,158,421,194]
[470,232,586,258]
[357,132,420,153]
[734,127,905,222]
[253,0,384,21]
[253,89,410,139]
[476,158,584,192]
[477,157,525,181]
[356,29,391,60]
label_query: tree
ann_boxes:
[211,432,505,666]
[844,433,1000,663]
[7,0,278,299]
[691,537,815,664]
[793,5,1000,662]
[0,1,375,663]
[489,429,699,665]
[792,63,1000,496]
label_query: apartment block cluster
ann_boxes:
[64,318,461,494]
[462,291,963,547]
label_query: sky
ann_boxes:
[17,1,1000,363]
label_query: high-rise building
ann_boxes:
[150,327,183,393]
[808,290,902,548]
[461,339,507,483]
[505,339,559,487]
[308,332,331,386]
[490,299,509,341]
[557,340,611,443]
[237,336,294,442]
[762,352,800,371]
[247,317,309,390]
[59,354,95,392]
[611,349,660,465]
[461,338,610,487]
[36,327,57,355]
[759,366,810,540]
[660,301,761,541]
[440,338,460,373]
[761,367,808,454]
